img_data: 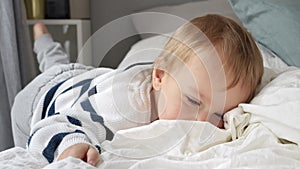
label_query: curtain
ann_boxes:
[0,0,37,151]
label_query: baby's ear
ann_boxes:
[152,68,165,90]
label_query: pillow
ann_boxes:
[131,0,241,39]
[118,35,169,69]
[228,0,300,67]
[258,42,288,73]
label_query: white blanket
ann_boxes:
[241,67,300,145]
[1,68,300,169]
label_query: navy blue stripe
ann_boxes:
[42,130,85,163]
[28,112,60,147]
[79,81,92,97]
[47,79,93,117]
[80,99,98,116]
[48,103,56,117]
[123,62,153,71]
[95,145,101,154]
[80,100,114,141]
[71,81,92,107]
[67,116,82,126]
[41,81,66,119]
[88,86,97,97]
[27,130,37,146]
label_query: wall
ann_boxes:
[90,0,201,68]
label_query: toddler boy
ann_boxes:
[11,14,263,166]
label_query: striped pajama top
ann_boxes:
[27,62,154,163]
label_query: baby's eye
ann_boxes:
[186,96,201,106]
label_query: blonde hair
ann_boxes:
[154,14,263,102]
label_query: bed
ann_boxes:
[2,0,300,168]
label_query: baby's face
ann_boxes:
[153,55,249,127]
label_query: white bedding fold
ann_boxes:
[101,120,231,159]
[98,121,300,169]
[240,67,300,145]
[223,107,250,140]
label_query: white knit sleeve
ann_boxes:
[27,108,113,163]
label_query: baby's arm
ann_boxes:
[33,23,69,72]
[28,23,111,166]
[27,108,113,166]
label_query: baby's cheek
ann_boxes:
[157,91,167,118]
[159,106,181,120]
[172,104,183,119]
[158,100,182,120]
[177,102,198,120]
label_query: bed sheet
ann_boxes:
[1,67,300,168]
[1,120,299,169]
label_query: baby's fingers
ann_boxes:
[86,146,99,166]
[57,143,89,161]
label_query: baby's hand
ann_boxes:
[57,143,99,166]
